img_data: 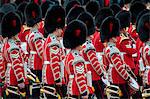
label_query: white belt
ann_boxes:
[44,61,51,65]
[97,52,104,55]
[30,51,36,54]
[109,64,113,68]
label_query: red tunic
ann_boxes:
[3,39,25,86]
[42,34,61,85]
[141,42,150,86]
[0,42,5,83]
[104,42,130,84]
[27,29,44,70]
[117,35,137,70]
[64,50,92,96]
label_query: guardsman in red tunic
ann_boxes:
[0,35,5,98]
[115,10,143,98]
[100,16,139,98]
[63,20,93,99]
[93,7,114,67]
[24,2,44,98]
[129,1,146,41]
[1,12,26,98]
[115,10,137,79]
[136,13,150,98]
[77,12,106,99]
[41,5,65,98]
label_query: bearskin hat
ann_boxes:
[137,13,150,42]
[30,0,42,5]
[77,12,95,36]
[130,1,146,24]
[41,0,54,18]
[95,7,114,28]
[115,10,131,29]
[110,4,121,16]
[17,2,28,24]
[25,2,42,27]
[0,9,5,23]
[85,0,100,17]
[66,6,85,25]
[1,12,21,38]
[136,9,150,32]
[100,16,120,43]
[124,0,132,4]
[44,5,65,35]
[63,20,87,49]
[65,0,81,16]
[1,3,16,14]
[14,0,29,5]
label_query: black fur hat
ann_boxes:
[30,0,42,5]
[65,0,81,16]
[115,10,131,29]
[17,2,28,24]
[110,3,121,16]
[25,2,42,27]
[137,13,150,42]
[41,0,54,18]
[77,12,95,36]
[1,12,21,38]
[100,16,120,43]
[95,7,114,28]
[130,1,146,24]
[136,9,150,32]
[66,6,85,25]
[44,5,65,35]
[63,20,87,49]
[124,0,132,4]
[1,3,16,14]
[85,0,100,17]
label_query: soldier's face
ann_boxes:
[122,4,130,11]
[56,28,63,37]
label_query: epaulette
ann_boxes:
[84,39,95,53]
[48,34,60,48]
[8,39,20,53]
[32,30,43,42]
[109,46,120,57]
[72,50,85,66]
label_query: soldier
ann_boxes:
[129,1,146,41]
[136,13,150,98]
[24,2,44,98]
[63,20,93,99]
[41,5,65,98]
[1,12,26,98]
[115,10,143,98]
[93,7,114,73]
[0,21,5,98]
[100,16,139,98]
[77,11,106,99]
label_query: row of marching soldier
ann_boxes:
[0,0,149,99]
